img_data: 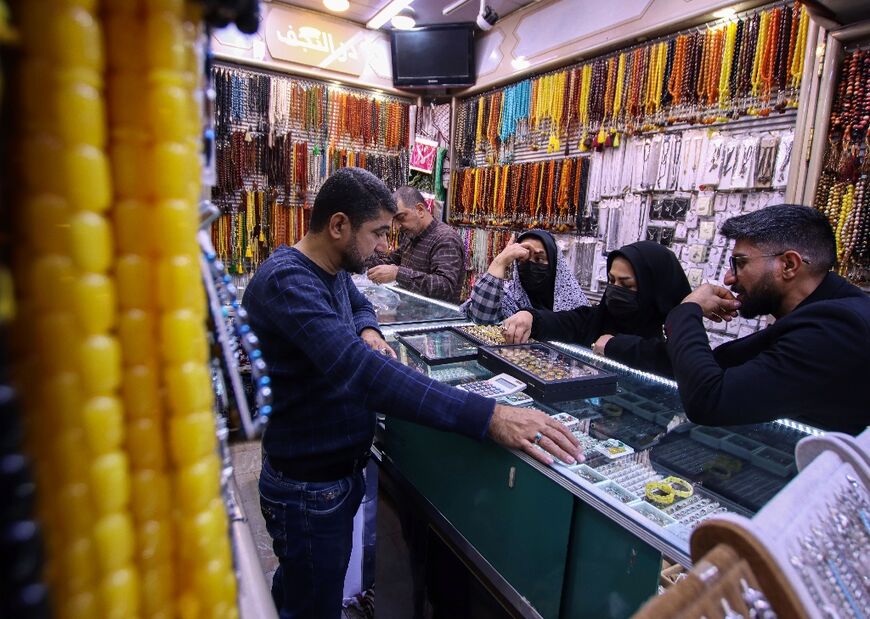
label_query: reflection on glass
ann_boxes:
[375,289,465,326]
[397,329,477,364]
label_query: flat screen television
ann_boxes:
[390,23,476,89]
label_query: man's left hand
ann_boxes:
[488,404,583,466]
[361,328,397,359]
[367,265,399,284]
[682,284,741,322]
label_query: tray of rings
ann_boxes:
[395,327,479,366]
[476,343,617,403]
[450,324,534,347]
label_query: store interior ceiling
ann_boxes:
[811,0,870,27]
[267,0,537,28]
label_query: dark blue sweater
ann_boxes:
[242,246,495,464]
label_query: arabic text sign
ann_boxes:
[264,5,370,76]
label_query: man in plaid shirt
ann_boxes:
[366,186,465,303]
[243,168,581,619]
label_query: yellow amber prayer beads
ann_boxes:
[13,1,237,618]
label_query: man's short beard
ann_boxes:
[341,234,366,273]
[735,270,781,318]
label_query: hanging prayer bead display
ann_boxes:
[813,47,870,287]
[450,157,589,232]
[11,3,240,617]
[451,2,809,350]
[454,2,808,163]
[211,64,412,275]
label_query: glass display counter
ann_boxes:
[365,284,467,326]
[385,323,816,559]
[374,299,822,618]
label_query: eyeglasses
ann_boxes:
[728,252,811,274]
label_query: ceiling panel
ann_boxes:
[811,0,870,27]
[266,0,537,29]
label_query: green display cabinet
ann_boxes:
[384,417,573,618]
[560,500,660,619]
[383,418,663,619]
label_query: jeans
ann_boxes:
[259,457,365,619]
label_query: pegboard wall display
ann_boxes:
[813,45,870,288]
[450,2,809,348]
[211,62,412,275]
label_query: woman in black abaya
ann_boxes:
[502,241,691,376]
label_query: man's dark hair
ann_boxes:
[393,186,426,210]
[309,168,396,232]
[720,204,836,274]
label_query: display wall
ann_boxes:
[450,1,813,346]
[210,63,411,278]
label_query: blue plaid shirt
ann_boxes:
[242,246,495,464]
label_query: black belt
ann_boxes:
[266,453,370,483]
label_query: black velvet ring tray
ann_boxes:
[395,327,479,366]
[477,343,617,402]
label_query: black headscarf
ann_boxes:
[516,229,558,310]
[600,241,691,337]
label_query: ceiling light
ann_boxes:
[511,56,530,70]
[712,7,737,19]
[391,7,416,29]
[366,0,413,29]
[323,0,350,12]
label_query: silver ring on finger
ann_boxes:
[533,432,543,445]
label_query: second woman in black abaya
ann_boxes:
[502,241,691,376]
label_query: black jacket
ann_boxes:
[529,241,691,376]
[666,272,870,434]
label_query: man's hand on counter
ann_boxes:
[360,327,397,359]
[367,264,399,284]
[487,404,583,466]
[501,311,533,344]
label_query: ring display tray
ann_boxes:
[395,327,479,366]
[451,324,535,347]
[477,343,617,402]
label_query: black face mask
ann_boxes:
[604,284,639,319]
[518,262,551,292]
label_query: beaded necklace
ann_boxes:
[487,91,503,152]
[660,39,675,110]
[789,4,809,90]
[751,10,771,98]
[785,3,800,88]
[475,96,486,152]
[697,29,711,104]
[775,6,792,90]
[578,64,592,150]
[603,56,617,134]
[708,27,725,106]
[682,32,700,107]
[719,21,738,108]
[626,48,641,121]
[613,53,627,137]
[554,71,567,150]
[667,35,686,106]
[759,8,781,99]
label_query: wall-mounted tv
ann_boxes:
[390,23,476,89]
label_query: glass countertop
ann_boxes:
[381,324,818,559]
[362,284,466,326]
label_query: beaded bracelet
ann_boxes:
[645,481,676,506]
[664,476,694,498]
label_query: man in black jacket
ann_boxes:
[666,204,869,435]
